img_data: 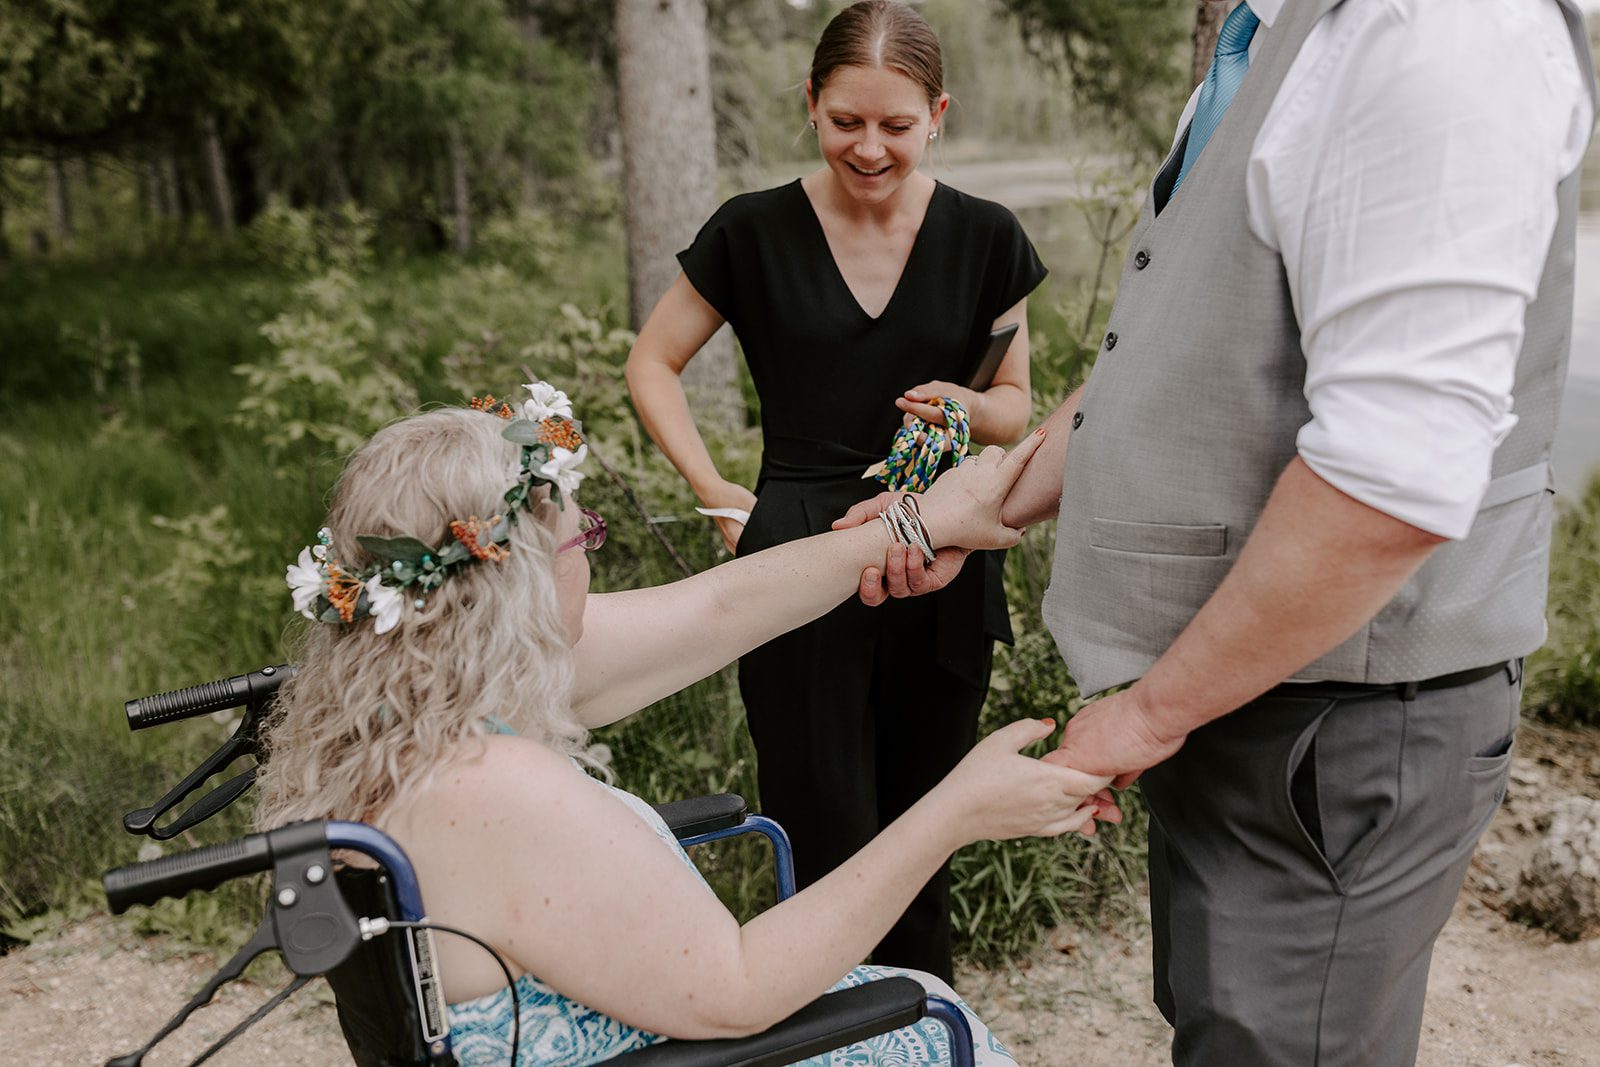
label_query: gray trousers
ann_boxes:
[1139,665,1521,1065]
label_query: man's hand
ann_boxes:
[1042,687,1187,790]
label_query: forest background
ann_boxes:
[2,0,1598,967]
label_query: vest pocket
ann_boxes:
[1089,518,1228,556]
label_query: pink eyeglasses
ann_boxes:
[557,507,607,554]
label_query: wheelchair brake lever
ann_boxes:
[107,826,362,1067]
[122,707,263,838]
[106,914,278,1066]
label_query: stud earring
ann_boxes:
[808,120,817,132]
[928,129,939,141]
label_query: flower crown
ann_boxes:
[285,381,588,634]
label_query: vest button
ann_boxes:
[1071,411,1084,430]
[1104,331,1118,350]
[1134,250,1150,270]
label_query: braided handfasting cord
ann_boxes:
[872,396,970,493]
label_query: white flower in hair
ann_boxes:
[522,381,574,422]
[536,443,588,498]
[286,546,326,619]
[365,574,404,635]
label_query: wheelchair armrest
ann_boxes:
[604,976,926,1067]
[652,794,747,840]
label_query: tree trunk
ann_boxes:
[77,157,109,236]
[1191,1,1230,89]
[140,155,163,222]
[616,0,742,431]
[176,157,199,222]
[447,119,472,254]
[45,151,73,250]
[326,144,353,206]
[201,115,235,233]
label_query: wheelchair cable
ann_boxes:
[372,918,521,1066]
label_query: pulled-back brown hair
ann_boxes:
[809,1,944,108]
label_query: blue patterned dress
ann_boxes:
[446,774,1017,1066]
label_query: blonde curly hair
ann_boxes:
[254,407,602,830]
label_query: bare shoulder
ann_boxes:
[385,734,598,843]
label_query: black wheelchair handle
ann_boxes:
[125,664,295,730]
[104,833,273,914]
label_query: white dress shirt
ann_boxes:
[1173,0,1594,539]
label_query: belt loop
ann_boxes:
[1398,680,1419,702]
[1508,658,1523,686]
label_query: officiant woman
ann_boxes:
[626,0,1046,981]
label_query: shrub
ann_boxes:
[233,269,420,467]
[473,209,566,279]
[1526,472,1600,727]
[245,198,376,276]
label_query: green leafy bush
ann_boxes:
[473,209,566,279]
[234,269,420,463]
[1526,472,1600,726]
[244,199,376,277]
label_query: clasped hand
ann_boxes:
[833,428,1045,606]
[938,718,1117,844]
[908,426,1046,552]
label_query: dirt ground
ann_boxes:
[4,720,1596,1066]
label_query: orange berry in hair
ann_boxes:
[537,418,584,452]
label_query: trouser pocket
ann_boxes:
[1284,695,1406,894]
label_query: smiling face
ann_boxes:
[807,64,948,205]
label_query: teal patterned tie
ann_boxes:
[1172,2,1261,193]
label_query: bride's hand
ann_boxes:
[916,427,1045,552]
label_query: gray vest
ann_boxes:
[1042,0,1598,697]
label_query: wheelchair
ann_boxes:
[103,665,977,1066]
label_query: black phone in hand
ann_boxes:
[967,323,1020,392]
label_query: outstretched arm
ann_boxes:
[427,721,1107,1040]
[571,433,1046,727]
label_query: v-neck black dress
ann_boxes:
[680,179,1045,657]
[677,179,1045,978]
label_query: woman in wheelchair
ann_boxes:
[255,385,1110,1065]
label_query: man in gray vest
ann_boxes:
[843,0,1596,1061]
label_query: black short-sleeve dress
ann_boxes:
[677,179,1046,979]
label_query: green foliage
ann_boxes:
[245,198,376,276]
[58,319,142,400]
[473,208,564,279]
[234,269,419,461]
[997,0,1193,155]
[0,0,156,146]
[1525,472,1600,727]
